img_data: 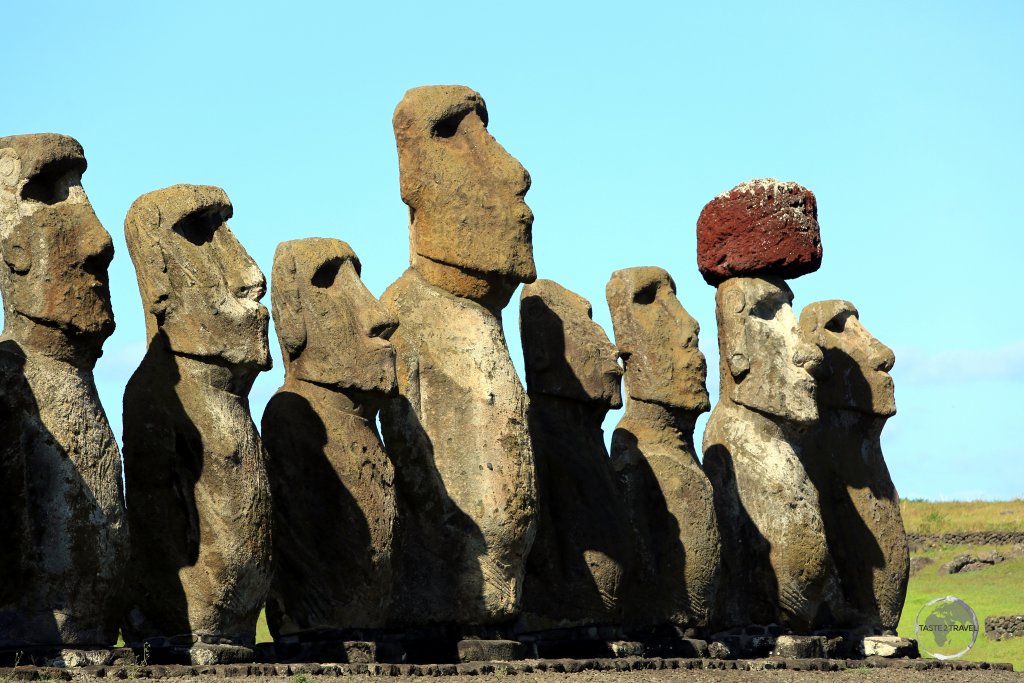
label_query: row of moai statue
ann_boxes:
[0,84,909,662]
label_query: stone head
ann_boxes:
[272,238,398,397]
[0,134,114,358]
[520,279,622,409]
[124,184,271,371]
[606,267,710,413]
[715,276,822,424]
[393,85,536,303]
[800,300,896,417]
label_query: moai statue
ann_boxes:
[0,134,128,647]
[262,238,399,641]
[121,185,272,663]
[380,85,537,632]
[701,276,829,630]
[606,267,720,634]
[517,279,633,633]
[800,300,909,632]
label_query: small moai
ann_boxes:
[800,300,909,632]
[379,85,537,635]
[698,179,831,630]
[606,267,721,635]
[262,238,399,642]
[0,133,128,647]
[517,279,633,634]
[121,185,272,663]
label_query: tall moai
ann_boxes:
[606,267,721,634]
[121,185,273,663]
[517,279,633,632]
[800,300,909,632]
[379,85,538,630]
[262,238,399,640]
[698,179,831,630]
[0,134,128,647]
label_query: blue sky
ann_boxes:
[4,1,1021,500]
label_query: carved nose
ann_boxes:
[367,308,398,341]
[870,339,896,372]
[793,342,823,375]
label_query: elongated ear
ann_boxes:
[3,241,30,275]
[719,285,750,381]
[0,149,19,190]
[124,197,172,319]
[270,243,306,360]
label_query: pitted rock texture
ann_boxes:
[605,267,720,631]
[702,277,830,630]
[380,85,537,628]
[380,269,536,627]
[518,280,632,630]
[0,133,128,647]
[121,185,272,652]
[696,179,821,286]
[800,300,908,632]
[263,238,399,636]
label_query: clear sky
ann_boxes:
[4,1,1022,500]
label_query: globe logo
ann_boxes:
[915,595,979,659]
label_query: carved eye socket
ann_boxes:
[311,257,342,288]
[633,284,657,305]
[21,157,86,205]
[174,209,222,246]
[825,315,846,333]
[750,302,773,320]
[432,110,468,138]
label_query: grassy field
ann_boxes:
[898,499,1024,671]
[900,498,1024,534]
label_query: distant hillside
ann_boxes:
[901,499,1024,534]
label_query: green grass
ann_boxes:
[256,607,272,644]
[898,542,1024,671]
[900,499,1024,534]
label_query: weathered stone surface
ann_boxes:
[121,185,272,648]
[381,85,537,628]
[456,639,523,662]
[696,179,821,286]
[0,133,128,647]
[771,635,825,659]
[518,280,632,631]
[605,267,720,631]
[860,635,919,658]
[800,300,909,631]
[262,238,398,637]
[702,276,829,630]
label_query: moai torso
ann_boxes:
[121,185,272,652]
[0,134,128,647]
[701,276,830,630]
[606,267,720,633]
[380,85,537,628]
[800,300,909,632]
[262,239,398,637]
[517,280,633,631]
